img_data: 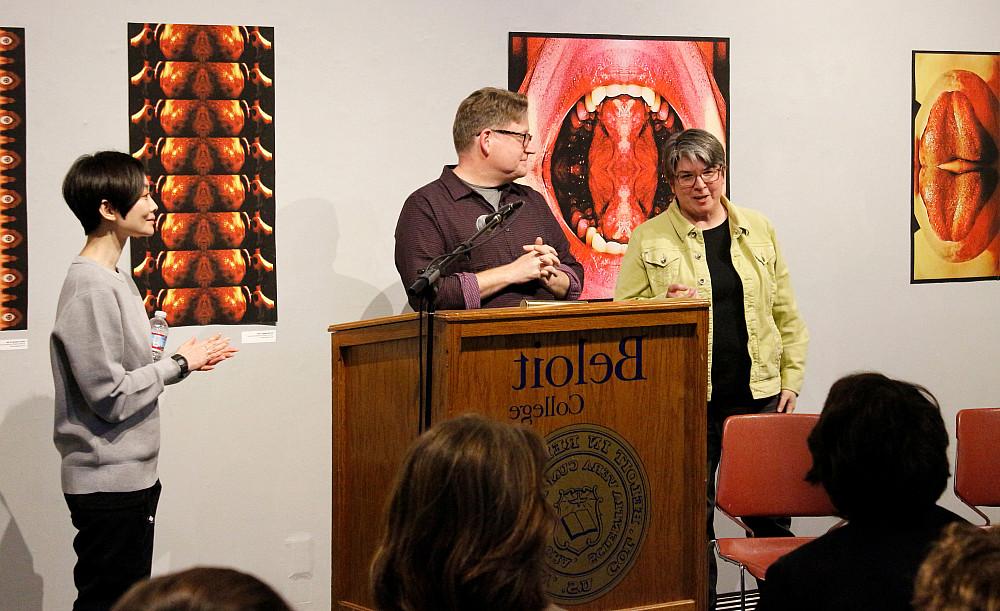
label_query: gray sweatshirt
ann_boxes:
[50,256,183,494]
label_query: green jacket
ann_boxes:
[614,197,808,400]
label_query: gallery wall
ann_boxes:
[0,1,997,609]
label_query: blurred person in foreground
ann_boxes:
[913,522,1000,610]
[759,372,967,611]
[370,414,561,611]
[112,566,291,611]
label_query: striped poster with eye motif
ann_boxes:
[0,27,27,332]
[127,23,277,326]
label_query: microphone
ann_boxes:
[476,200,524,231]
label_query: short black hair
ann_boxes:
[806,372,949,520]
[62,151,146,235]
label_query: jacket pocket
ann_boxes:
[750,244,777,301]
[750,244,776,270]
[641,247,682,295]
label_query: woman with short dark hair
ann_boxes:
[759,372,967,611]
[805,372,951,518]
[53,152,238,610]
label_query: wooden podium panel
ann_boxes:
[329,314,421,609]
[330,300,709,610]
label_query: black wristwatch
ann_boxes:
[170,353,190,379]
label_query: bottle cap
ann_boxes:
[154,310,167,319]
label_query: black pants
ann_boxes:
[707,396,792,607]
[64,481,161,611]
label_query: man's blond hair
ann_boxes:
[452,87,528,154]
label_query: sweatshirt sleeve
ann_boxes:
[54,287,178,423]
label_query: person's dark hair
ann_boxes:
[806,372,949,520]
[62,151,147,234]
[913,522,1000,610]
[370,414,553,611]
[111,566,292,611]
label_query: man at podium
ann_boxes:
[395,87,583,310]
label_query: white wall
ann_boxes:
[0,1,997,608]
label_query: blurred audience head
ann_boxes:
[806,372,949,521]
[913,522,1000,610]
[111,566,291,611]
[370,414,553,611]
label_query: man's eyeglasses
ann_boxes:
[490,129,533,148]
[675,166,725,188]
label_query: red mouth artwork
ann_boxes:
[915,69,1000,263]
[511,35,729,298]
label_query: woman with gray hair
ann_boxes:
[615,128,809,604]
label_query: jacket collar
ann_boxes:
[665,195,749,239]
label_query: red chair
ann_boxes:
[715,413,839,609]
[955,408,1000,526]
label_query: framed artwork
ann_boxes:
[912,51,999,282]
[0,27,26,331]
[510,33,729,297]
[128,23,278,325]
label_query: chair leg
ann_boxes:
[739,565,746,611]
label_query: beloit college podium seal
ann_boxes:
[542,423,650,604]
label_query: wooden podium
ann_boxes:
[329,300,709,610]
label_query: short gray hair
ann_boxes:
[660,129,726,182]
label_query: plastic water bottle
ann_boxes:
[150,310,169,361]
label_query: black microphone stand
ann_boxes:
[406,206,516,432]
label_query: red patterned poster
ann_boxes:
[128,23,277,326]
[0,27,27,331]
[510,33,729,298]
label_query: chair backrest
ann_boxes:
[716,413,835,520]
[955,408,1000,511]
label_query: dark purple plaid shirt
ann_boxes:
[395,166,583,310]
